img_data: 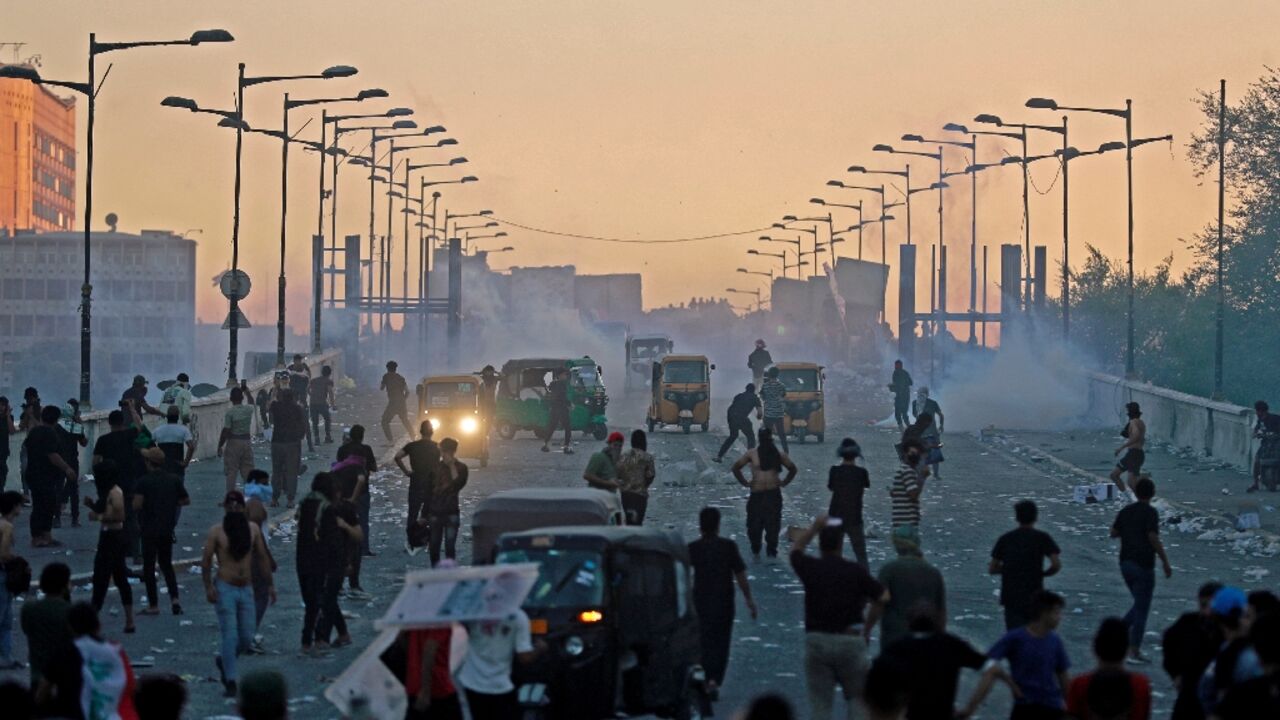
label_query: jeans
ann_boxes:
[316,572,348,643]
[1121,560,1156,651]
[29,474,57,538]
[298,572,324,646]
[428,514,459,566]
[254,578,271,627]
[141,535,178,608]
[215,579,256,683]
[805,632,869,720]
[91,529,133,610]
[310,402,332,441]
[0,570,12,663]
[270,440,301,504]
[763,416,789,452]
[746,489,783,557]
[716,417,755,460]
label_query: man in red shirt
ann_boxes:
[1067,617,1152,720]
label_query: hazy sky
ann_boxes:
[8,1,1275,330]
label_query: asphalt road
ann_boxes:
[3,383,1278,719]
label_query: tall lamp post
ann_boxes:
[1,28,234,405]
[757,236,801,277]
[825,180,904,262]
[848,165,913,247]
[726,287,763,312]
[833,215,895,260]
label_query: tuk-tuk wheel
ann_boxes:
[647,418,656,433]
[815,432,824,443]
[681,419,692,434]
[496,422,517,440]
[700,422,709,433]
[591,423,609,441]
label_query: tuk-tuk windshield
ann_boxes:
[630,340,668,359]
[425,382,477,409]
[663,360,707,384]
[778,368,820,392]
[570,365,601,389]
[496,548,605,608]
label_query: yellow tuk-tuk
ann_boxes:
[418,374,491,467]
[777,362,826,443]
[646,354,714,434]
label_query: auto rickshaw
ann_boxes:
[776,361,826,443]
[496,526,711,720]
[470,488,625,564]
[647,355,713,434]
[624,333,674,391]
[493,357,610,441]
[417,374,490,467]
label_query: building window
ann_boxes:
[1,280,21,300]
[13,315,32,337]
[0,315,11,335]
[24,279,44,300]
[111,353,131,374]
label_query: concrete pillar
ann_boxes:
[898,243,916,369]
[1000,244,1021,341]
[447,237,462,369]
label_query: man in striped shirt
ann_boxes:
[759,367,789,453]
[891,439,927,532]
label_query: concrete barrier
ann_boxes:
[1083,371,1255,470]
[5,348,345,473]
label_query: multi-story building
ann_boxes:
[0,228,195,402]
[0,62,77,233]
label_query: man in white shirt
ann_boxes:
[151,406,195,478]
[458,610,543,719]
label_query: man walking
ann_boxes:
[152,405,196,479]
[54,402,87,529]
[218,387,257,493]
[288,354,314,452]
[990,500,1063,630]
[337,425,379,560]
[1111,477,1172,664]
[688,507,756,699]
[583,432,625,492]
[395,421,440,555]
[23,405,77,547]
[714,383,761,463]
[759,366,790,453]
[888,360,913,429]
[268,389,306,508]
[790,514,888,720]
[731,428,797,560]
[1111,401,1146,496]
[541,368,573,454]
[134,453,190,616]
[381,361,414,444]
[429,438,469,566]
[748,339,772,389]
[962,590,1072,719]
[891,439,927,535]
[201,490,276,697]
[877,525,945,650]
[1248,400,1280,493]
[309,365,336,445]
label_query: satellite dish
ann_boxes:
[105,213,118,232]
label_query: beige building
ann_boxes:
[0,63,77,232]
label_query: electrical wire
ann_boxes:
[489,216,772,244]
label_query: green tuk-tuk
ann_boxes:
[493,357,610,441]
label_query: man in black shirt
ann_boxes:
[714,383,761,463]
[22,405,77,546]
[287,354,314,452]
[337,424,378,560]
[54,402,87,529]
[394,421,440,555]
[790,514,888,720]
[428,438,469,566]
[268,389,307,508]
[878,611,1007,720]
[1162,581,1225,720]
[889,360,913,429]
[380,360,414,444]
[541,368,573,454]
[133,455,190,615]
[688,507,756,698]
[93,407,161,564]
[121,374,163,418]
[1249,400,1280,493]
[747,339,772,389]
[990,500,1062,630]
[1111,477,1172,664]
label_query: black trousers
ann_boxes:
[428,514,459,566]
[621,492,648,525]
[838,519,868,567]
[464,689,517,720]
[1003,601,1032,631]
[1009,704,1064,720]
[311,402,332,441]
[405,692,462,720]
[407,477,431,546]
[894,395,911,427]
[716,417,755,459]
[697,610,735,685]
[142,535,178,607]
[28,475,57,538]
[746,489,783,557]
[92,529,133,609]
[545,407,571,446]
[123,493,141,561]
[762,416,788,452]
[56,471,79,522]
[316,571,349,643]
[298,571,325,646]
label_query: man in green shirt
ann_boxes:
[218,387,258,493]
[583,432,625,492]
[877,524,946,650]
[21,562,72,687]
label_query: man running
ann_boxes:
[731,428,797,561]
[888,360,913,429]
[201,490,275,697]
[714,383,761,463]
[748,339,772,390]
[542,368,573,454]
[309,365,337,445]
[1111,401,1146,496]
[395,421,440,556]
[759,366,789,453]
[381,361,414,444]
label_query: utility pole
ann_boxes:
[1061,116,1070,340]
[1214,80,1226,400]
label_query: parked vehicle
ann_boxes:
[647,355,713,434]
[492,357,610,441]
[624,334,674,391]
[497,526,710,720]
[776,361,826,443]
[469,488,624,564]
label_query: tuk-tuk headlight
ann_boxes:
[428,417,441,431]
[459,416,478,434]
[564,635,585,657]
[664,392,676,401]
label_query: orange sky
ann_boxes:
[8,1,1273,331]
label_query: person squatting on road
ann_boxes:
[395,421,440,556]
[790,514,888,720]
[759,366,789,454]
[990,500,1063,631]
[541,368,573,454]
[827,437,870,566]
[731,428,797,560]
[615,429,656,525]
[688,506,757,700]
[715,383,761,463]
[201,490,276,698]
[381,361,414,444]
[1111,401,1147,496]
[888,360,913,429]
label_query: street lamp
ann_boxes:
[833,215,895,260]
[726,287,764,312]
[2,28,234,405]
[825,180,902,262]
[848,165,913,248]
[1025,96,1169,377]
[737,267,774,279]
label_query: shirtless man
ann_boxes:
[730,428,798,560]
[1110,402,1146,497]
[201,490,276,697]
